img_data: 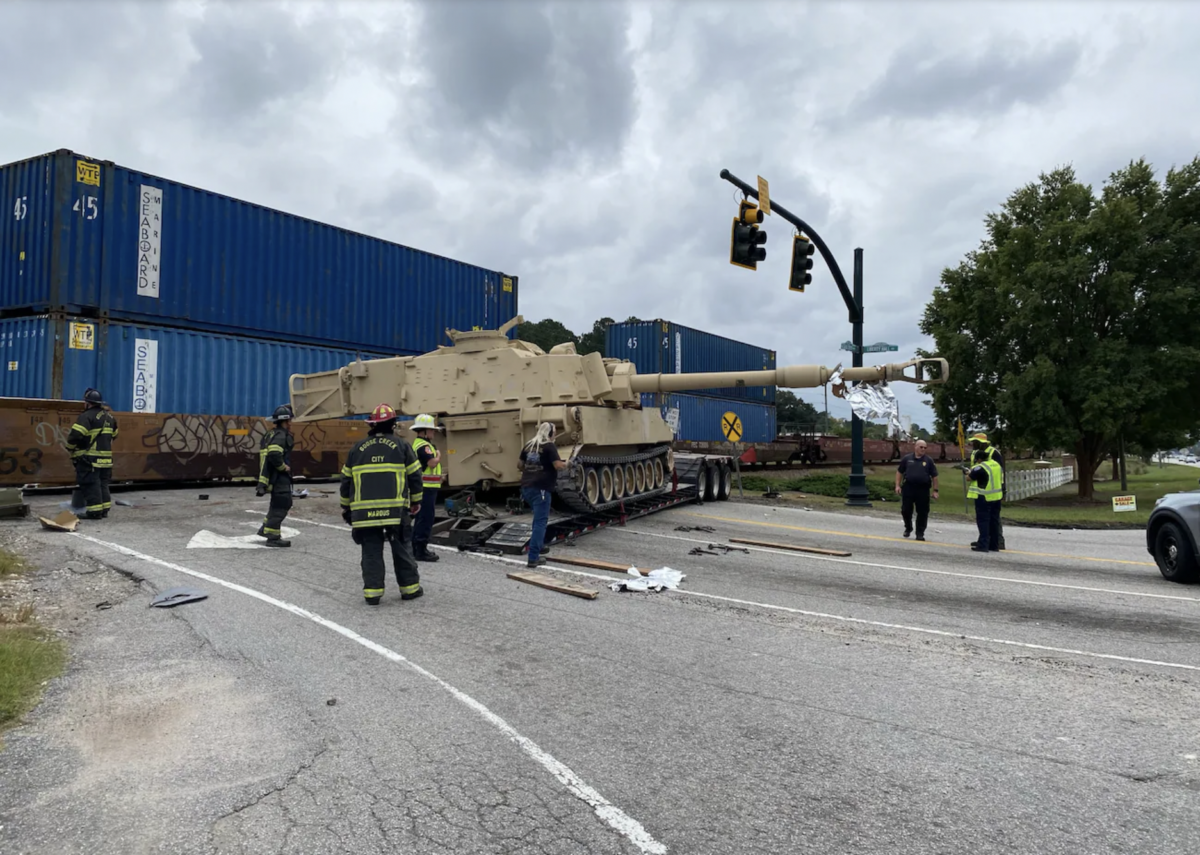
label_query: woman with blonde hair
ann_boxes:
[518,422,567,568]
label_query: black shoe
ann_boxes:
[970,541,979,548]
[971,546,989,552]
[101,511,109,519]
[401,586,424,601]
[915,534,926,542]
[527,557,547,568]
[264,539,291,548]
[415,548,439,563]
[365,596,381,606]
[86,512,104,520]
[903,530,912,538]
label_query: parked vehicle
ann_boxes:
[1146,480,1200,582]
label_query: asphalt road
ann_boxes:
[1,487,1197,855]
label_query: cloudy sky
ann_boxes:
[3,0,1198,431]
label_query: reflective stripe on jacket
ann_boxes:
[340,434,424,528]
[68,407,118,467]
[258,427,293,488]
[412,437,444,488]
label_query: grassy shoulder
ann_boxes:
[1,546,66,743]
[735,461,1200,528]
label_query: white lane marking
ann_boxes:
[618,529,1200,604]
[70,531,667,855]
[277,515,1200,673]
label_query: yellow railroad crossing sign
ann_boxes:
[722,411,743,442]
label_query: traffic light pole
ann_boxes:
[719,169,871,507]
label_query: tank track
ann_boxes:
[556,445,672,514]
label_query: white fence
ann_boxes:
[1005,466,1074,502]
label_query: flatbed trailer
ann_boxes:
[431,451,740,556]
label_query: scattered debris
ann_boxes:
[689,547,721,556]
[150,587,209,608]
[729,537,852,558]
[708,544,750,554]
[609,567,684,593]
[675,525,716,533]
[0,488,30,518]
[94,601,113,611]
[38,510,79,532]
[292,488,309,499]
[507,570,598,600]
[326,698,338,706]
[763,490,782,499]
[198,494,210,501]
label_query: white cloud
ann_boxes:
[2,0,1198,434]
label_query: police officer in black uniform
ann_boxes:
[256,404,295,548]
[894,439,939,541]
[340,403,425,605]
[67,388,118,519]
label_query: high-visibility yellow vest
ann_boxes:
[967,459,1004,501]
[412,437,443,490]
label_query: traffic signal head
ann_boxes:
[730,201,767,270]
[788,234,815,292]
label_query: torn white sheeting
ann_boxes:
[610,567,685,593]
[187,526,300,549]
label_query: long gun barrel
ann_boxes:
[627,357,948,394]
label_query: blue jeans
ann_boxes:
[521,486,551,562]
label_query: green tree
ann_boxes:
[920,159,1200,498]
[517,318,578,353]
[578,317,615,356]
[776,390,820,431]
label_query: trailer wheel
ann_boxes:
[716,463,732,500]
[694,464,708,502]
[704,463,719,502]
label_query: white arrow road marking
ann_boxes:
[187,526,300,549]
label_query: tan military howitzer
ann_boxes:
[289,317,948,513]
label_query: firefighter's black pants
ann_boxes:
[262,481,293,540]
[355,520,421,601]
[72,459,104,519]
[412,492,437,549]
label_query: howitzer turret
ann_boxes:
[290,317,948,513]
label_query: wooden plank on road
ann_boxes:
[547,556,650,576]
[728,538,852,557]
[507,570,599,599]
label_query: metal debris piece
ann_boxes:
[198,494,210,501]
[708,544,750,554]
[0,488,29,519]
[94,601,113,611]
[689,547,721,556]
[675,525,716,533]
[150,587,209,608]
[326,698,337,706]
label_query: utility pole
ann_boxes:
[719,169,870,507]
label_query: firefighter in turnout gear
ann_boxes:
[256,404,295,547]
[341,403,425,605]
[409,413,444,562]
[67,388,118,519]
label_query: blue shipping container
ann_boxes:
[0,150,520,352]
[606,320,776,403]
[0,315,404,417]
[640,392,777,443]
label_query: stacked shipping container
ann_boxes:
[606,320,778,443]
[1,149,518,414]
